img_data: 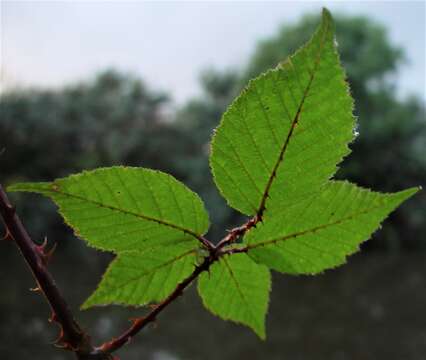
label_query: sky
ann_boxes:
[1,1,425,104]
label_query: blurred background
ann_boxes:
[1,1,425,359]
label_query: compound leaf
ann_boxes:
[83,242,196,308]
[198,253,271,339]
[8,166,209,253]
[6,7,420,340]
[245,182,419,274]
[210,9,354,216]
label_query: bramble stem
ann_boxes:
[0,184,112,360]
[98,256,215,353]
[99,216,254,355]
[1,181,253,358]
[215,215,259,250]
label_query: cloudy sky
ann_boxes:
[1,1,425,104]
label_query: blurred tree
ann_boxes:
[0,70,195,248]
[1,14,424,250]
[178,13,426,250]
[175,69,242,239]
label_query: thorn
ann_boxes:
[1,228,12,241]
[6,204,16,215]
[39,236,48,251]
[51,328,77,351]
[36,237,57,266]
[52,328,66,348]
[48,311,58,323]
[129,316,146,326]
[44,242,57,265]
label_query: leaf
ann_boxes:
[82,242,196,308]
[8,166,210,252]
[244,181,419,274]
[197,253,271,339]
[210,9,354,216]
[9,167,210,307]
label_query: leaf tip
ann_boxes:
[255,326,267,341]
[80,298,95,311]
[321,7,332,20]
[396,186,421,202]
[320,7,335,34]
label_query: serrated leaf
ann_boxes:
[210,9,354,216]
[197,253,271,339]
[244,181,419,274]
[9,166,210,307]
[82,242,196,309]
[8,166,209,252]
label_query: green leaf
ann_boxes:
[9,166,210,307]
[245,181,419,274]
[197,253,271,339]
[210,9,354,216]
[82,242,196,309]
[8,166,209,252]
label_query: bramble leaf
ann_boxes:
[245,182,419,274]
[5,8,420,345]
[8,166,209,307]
[198,253,271,339]
[210,9,354,217]
[8,166,209,253]
[82,242,196,309]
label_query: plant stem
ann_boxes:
[215,215,259,249]
[98,255,215,354]
[1,182,251,358]
[98,212,257,355]
[0,184,111,359]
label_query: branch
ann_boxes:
[1,181,250,357]
[215,215,259,250]
[98,208,260,355]
[98,256,215,354]
[197,234,216,251]
[0,184,111,359]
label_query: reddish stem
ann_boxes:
[98,256,215,353]
[99,216,254,355]
[216,215,259,250]
[1,181,253,358]
[0,185,110,359]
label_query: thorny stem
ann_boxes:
[197,234,215,251]
[98,256,216,353]
[0,184,112,360]
[215,215,259,250]
[99,217,255,354]
[1,183,255,358]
